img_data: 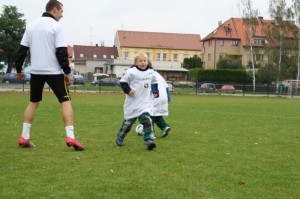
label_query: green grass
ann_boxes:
[0,92,299,199]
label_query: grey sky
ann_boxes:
[0,0,293,47]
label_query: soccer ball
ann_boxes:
[135,124,144,135]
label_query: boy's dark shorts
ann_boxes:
[30,74,71,103]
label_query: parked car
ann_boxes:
[219,85,236,93]
[198,83,216,93]
[2,73,29,83]
[73,75,85,85]
[91,78,120,86]
[173,81,196,88]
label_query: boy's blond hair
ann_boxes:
[134,53,148,63]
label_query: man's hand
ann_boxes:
[65,74,73,86]
[16,73,25,80]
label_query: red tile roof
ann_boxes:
[73,45,118,59]
[117,30,202,51]
[201,17,297,47]
[67,45,73,58]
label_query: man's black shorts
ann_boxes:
[30,74,71,103]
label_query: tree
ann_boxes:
[256,63,277,84]
[216,58,243,69]
[292,0,300,85]
[182,55,203,69]
[241,0,259,93]
[269,0,292,89]
[0,5,26,73]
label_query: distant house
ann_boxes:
[71,45,118,75]
[105,58,187,80]
[201,17,297,69]
[114,30,202,63]
[113,30,201,80]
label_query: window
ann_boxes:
[173,54,178,61]
[80,53,84,58]
[220,40,224,46]
[103,54,107,59]
[184,54,189,59]
[254,38,265,45]
[163,53,167,61]
[208,53,211,61]
[230,40,238,46]
[93,54,97,59]
[254,54,264,62]
[146,53,150,58]
[156,53,161,61]
[124,52,129,58]
[111,55,114,59]
[219,53,224,60]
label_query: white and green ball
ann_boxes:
[135,124,144,135]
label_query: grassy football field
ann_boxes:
[0,92,299,199]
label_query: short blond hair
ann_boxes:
[134,53,148,63]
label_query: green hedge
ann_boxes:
[188,68,251,83]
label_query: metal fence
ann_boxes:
[1,80,300,98]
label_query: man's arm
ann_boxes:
[56,47,71,75]
[15,45,29,73]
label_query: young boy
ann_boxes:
[137,71,171,139]
[116,53,159,150]
[151,71,171,138]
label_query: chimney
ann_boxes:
[218,21,222,27]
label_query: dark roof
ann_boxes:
[73,45,118,59]
[117,30,202,51]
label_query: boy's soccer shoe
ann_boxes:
[161,127,170,138]
[66,137,85,151]
[116,137,124,146]
[146,140,156,150]
[18,137,35,148]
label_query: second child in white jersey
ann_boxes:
[116,53,159,150]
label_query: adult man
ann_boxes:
[15,0,84,150]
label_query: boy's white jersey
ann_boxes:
[152,71,169,116]
[120,66,158,119]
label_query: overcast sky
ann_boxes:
[0,0,294,47]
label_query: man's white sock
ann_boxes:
[65,125,75,139]
[21,123,32,139]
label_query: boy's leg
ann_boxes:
[116,118,136,146]
[155,116,171,137]
[139,113,156,150]
[150,116,157,140]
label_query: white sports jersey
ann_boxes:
[20,16,67,75]
[121,66,158,119]
[152,72,169,116]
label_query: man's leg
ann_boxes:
[19,102,39,148]
[48,74,84,151]
[61,101,84,150]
